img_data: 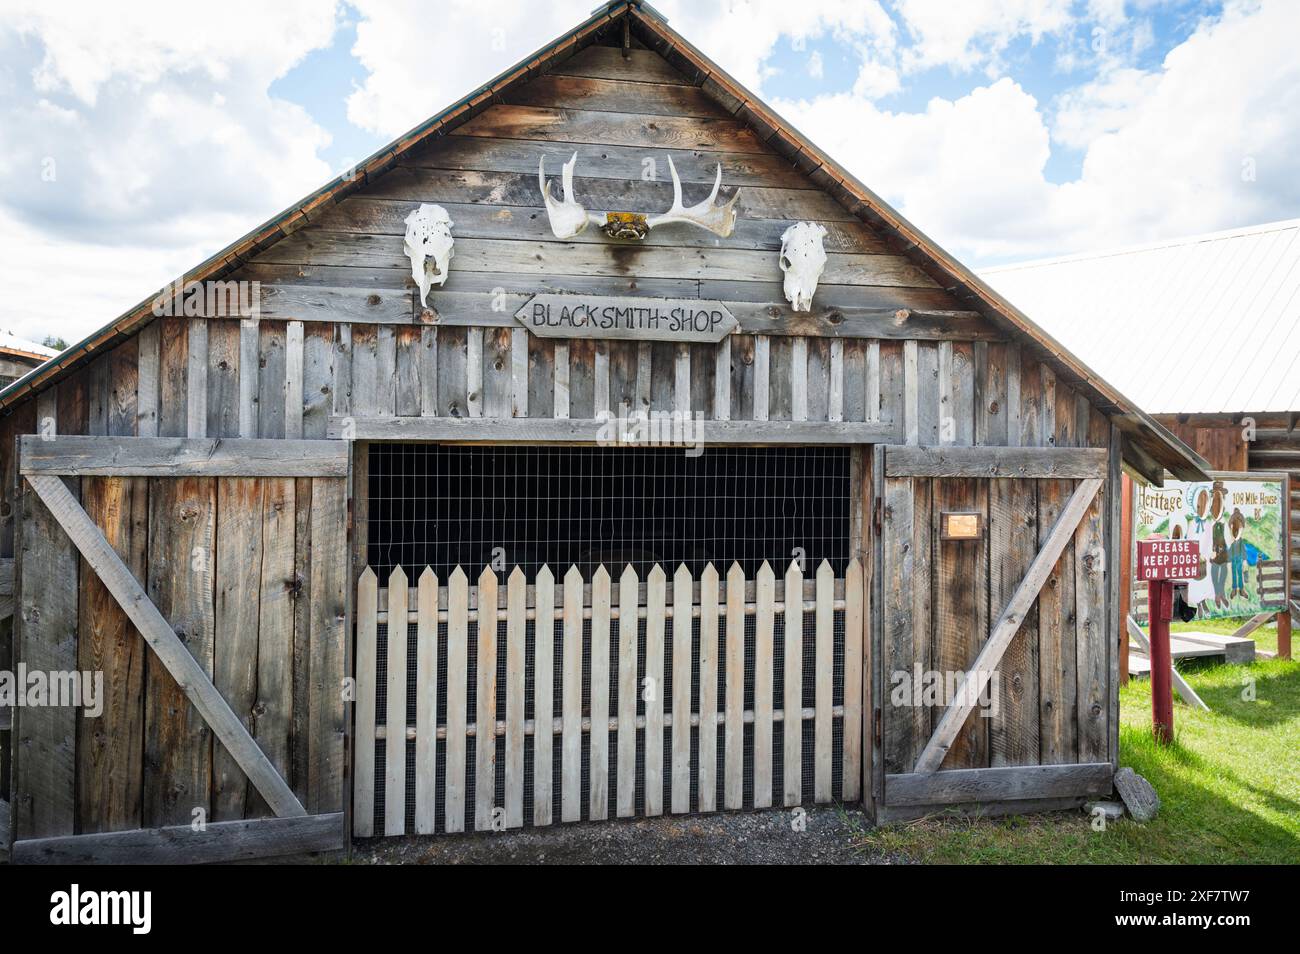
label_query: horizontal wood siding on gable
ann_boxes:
[226,41,972,385]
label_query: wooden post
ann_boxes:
[1119,474,1133,684]
[1148,580,1174,745]
[1281,483,1293,660]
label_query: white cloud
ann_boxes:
[772,78,1062,261]
[852,57,902,99]
[0,206,205,343]
[344,0,899,138]
[892,0,1075,74]
[346,0,587,138]
[771,0,1300,263]
[808,50,824,80]
[0,0,341,341]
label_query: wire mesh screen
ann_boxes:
[367,444,850,580]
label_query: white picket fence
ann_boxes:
[352,559,865,837]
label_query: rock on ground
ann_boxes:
[1114,767,1161,822]
[1084,800,1126,821]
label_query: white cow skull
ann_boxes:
[779,221,828,312]
[539,152,740,240]
[403,203,455,306]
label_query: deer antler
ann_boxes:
[645,156,740,238]
[539,152,602,239]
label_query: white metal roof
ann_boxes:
[981,219,1300,415]
[0,330,58,360]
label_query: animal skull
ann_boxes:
[779,222,828,312]
[403,204,455,306]
[539,152,740,240]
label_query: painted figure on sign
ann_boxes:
[403,203,455,307]
[1208,481,1230,609]
[1228,508,1248,601]
[1185,485,1215,614]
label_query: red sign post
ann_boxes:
[1136,539,1200,744]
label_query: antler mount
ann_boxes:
[539,152,741,241]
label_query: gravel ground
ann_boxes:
[352,806,902,865]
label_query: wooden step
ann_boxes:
[1129,630,1256,669]
[1173,631,1256,663]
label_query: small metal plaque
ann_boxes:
[940,511,983,540]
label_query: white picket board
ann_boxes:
[444,567,469,833]
[671,563,692,814]
[504,567,527,829]
[697,563,720,813]
[644,564,667,817]
[385,566,408,835]
[474,568,499,831]
[616,565,639,818]
[753,562,775,808]
[561,566,583,823]
[414,568,439,834]
[589,567,612,821]
[814,560,834,802]
[724,562,745,810]
[533,566,555,826]
[783,561,803,807]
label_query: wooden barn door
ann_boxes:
[9,435,350,863]
[874,444,1116,819]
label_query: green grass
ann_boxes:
[851,658,1300,864]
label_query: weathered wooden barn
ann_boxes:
[0,1,1209,863]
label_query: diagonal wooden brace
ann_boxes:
[913,477,1103,774]
[25,474,306,818]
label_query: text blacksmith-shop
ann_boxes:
[0,1,1209,864]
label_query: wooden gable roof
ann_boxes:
[0,0,1207,480]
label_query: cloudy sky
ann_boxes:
[1,0,1297,345]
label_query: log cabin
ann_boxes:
[0,0,1209,864]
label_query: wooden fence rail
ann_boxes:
[353,559,864,837]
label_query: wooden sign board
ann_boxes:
[1136,539,1201,581]
[515,294,737,343]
